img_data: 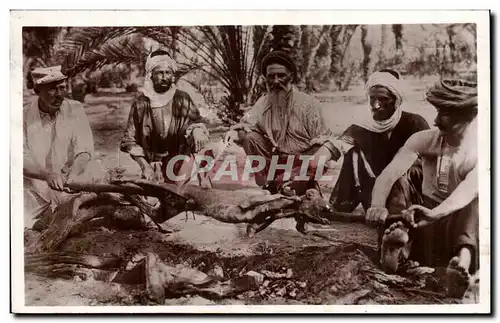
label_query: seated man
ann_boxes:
[120,49,209,184]
[325,69,430,213]
[366,79,479,299]
[23,66,103,229]
[225,50,335,195]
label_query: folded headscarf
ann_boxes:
[142,50,178,107]
[424,79,478,113]
[356,71,404,133]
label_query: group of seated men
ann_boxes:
[23,49,479,298]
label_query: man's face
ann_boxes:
[434,109,466,137]
[151,66,174,93]
[265,63,292,93]
[37,80,67,110]
[369,86,397,121]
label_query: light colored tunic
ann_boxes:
[23,98,99,227]
[241,87,333,155]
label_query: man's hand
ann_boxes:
[46,172,67,191]
[192,127,209,152]
[309,145,333,175]
[366,206,389,225]
[64,153,91,188]
[141,164,156,181]
[224,124,251,144]
[224,129,239,144]
[402,205,438,229]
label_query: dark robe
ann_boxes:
[330,111,430,212]
[120,90,206,181]
[121,90,204,162]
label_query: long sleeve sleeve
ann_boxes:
[182,94,209,140]
[120,102,145,157]
[234,96,266,130]
[306,98,333,144]
[304,98,344,158]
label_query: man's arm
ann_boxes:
[23,112,50,181]
[305,98,340,162]
[120,101,145,157]
[234,96,265,130]
[224,96,265,143]
[182,94,210,152]
[23,119,67,190]
[120,101,155,179]
[370,134,423,207]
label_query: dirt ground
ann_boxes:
[23,78,478,307]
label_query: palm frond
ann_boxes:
[177,28,229,79]
[133,27,176,50]
[56,27,138,76]
[61,35,146,76]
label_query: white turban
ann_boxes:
[356,71,404,133]
[142,51,178,107]
[145,52,177,76]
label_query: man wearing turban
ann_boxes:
[224,50,337,195]
[121,49,209,183]
[325,70,430,213]
[366,79,479,298]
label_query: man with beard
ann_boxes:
[121,49,209,183]
[366,79,479,298]
[224,50,336,195]
[325,70,430,213]
[23,66,102,229]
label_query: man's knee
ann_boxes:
[242,131,267,154]
[386,176,412,214]
[454,198,479,244]
[386,168,424,214]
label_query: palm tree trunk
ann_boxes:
[377,25,388,70]
[170,27,180,59]
[329,25,358,91]
[392,24,403,64]
[299,25,312,89]
[270,25,302,81]
[301,25,331,92]
[361,25,372,83]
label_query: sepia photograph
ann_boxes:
[10,10,491,314]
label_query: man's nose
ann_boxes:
[372,101,381,110]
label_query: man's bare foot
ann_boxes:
[446,256,471,299]
[380,221,410,273]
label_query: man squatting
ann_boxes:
[23,66,105,230]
